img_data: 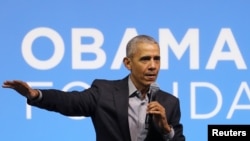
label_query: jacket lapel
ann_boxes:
[113,76,131,141]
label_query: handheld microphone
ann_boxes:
[145,82,159,129]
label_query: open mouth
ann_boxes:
[145,74,157,80]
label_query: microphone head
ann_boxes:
[150,82,159,93]
[149,82,159,101]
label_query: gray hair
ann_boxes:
[126,35,159,58]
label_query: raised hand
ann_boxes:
[2,80,39,99]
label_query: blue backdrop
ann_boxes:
[1,1,250,141]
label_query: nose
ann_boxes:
[149,59,157,70]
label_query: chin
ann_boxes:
[144,81,155,86]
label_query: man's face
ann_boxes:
[125,42,160,90]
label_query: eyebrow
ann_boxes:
[139,56,160,61]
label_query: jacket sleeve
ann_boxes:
[27,80,102,117]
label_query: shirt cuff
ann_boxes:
[28,89,43,102]
[163,126,175,140]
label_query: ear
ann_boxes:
[123,57,131,70]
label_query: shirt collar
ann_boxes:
[128,76,158,97]
[128,76,137,97]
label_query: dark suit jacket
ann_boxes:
[28,76,185,141]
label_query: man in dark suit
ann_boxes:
[2,35,185,141]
